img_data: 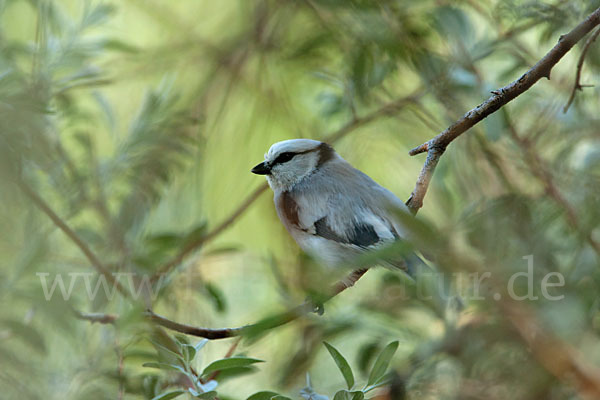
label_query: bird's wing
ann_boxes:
[308,205,413,274]
[313,214,389,248]
[292,160,408,250]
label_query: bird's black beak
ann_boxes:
[251,161,271,175]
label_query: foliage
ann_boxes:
[1,0,600,399]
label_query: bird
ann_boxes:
[251,139,415,275]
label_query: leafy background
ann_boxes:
[1,0,600,399]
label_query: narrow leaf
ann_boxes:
[1,319,46,354]
[247,392,281,400]
[323,342,354,389]
[205,282,227,312]
[366,341,399,386]
[142,362,187,375]
[201,356,264,376]
[183,344,196,363]
[149,333,184,359]
[333,390,364,400]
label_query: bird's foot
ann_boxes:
[304,294,325,316]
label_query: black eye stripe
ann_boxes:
[273,152,296,164]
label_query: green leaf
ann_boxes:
[202,357,264,376]
[81,3,116,28]
[211,366,259,382]
[356,342,380,375]
[323,342,354,389]
[433,6,473,42]
[366,341,398,387]
[142,362,187,375]
[151,390,185,400]
[174,334,190,345]
[183,344,196,363]
[205,282,227,313]
[1,319,46,354]
[104,38,140,54]
[332,390,364,400]
[149,338,184,364]
[182,223,208,247]
[247,392,281,400]
[146,233,183,252]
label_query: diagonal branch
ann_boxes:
[150,183,269,283]
[563,26,600,113]
[505,117,600,255]
[73,309,118,324]
[17,180,130,298]
[79,269,368,340]
[146,310,244,339]
[145,269,368,339]
[500,299,600,399]
[405,7,600,213]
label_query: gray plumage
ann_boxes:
[251,139,411,271]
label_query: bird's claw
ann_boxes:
[305,295,325,316]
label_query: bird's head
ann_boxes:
[251,139,337,191]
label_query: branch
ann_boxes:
[146,310,244,339]
[146,268,368,339]
[18,180,130,298]
[152,91,422,283]
[405,7,600,213]
[73,309,118,325]
[79,269,367,339]
[323,91,423,144]
[505,117,600,255]
[563,26,600,113]
[501,301,600,400]
[150,183,269,283]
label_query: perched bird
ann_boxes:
[251,139,414,274]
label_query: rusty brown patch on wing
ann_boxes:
[317,142,335,167]
[280,191,300,226]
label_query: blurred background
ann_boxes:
[1,0,600,399]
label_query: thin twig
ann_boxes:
[500,300,600,400]
[146,268,368,340]
[405,7,600,213]
[505,118,600,255]
[438,247,600,400]
[73,309,118,324]
[18,180,130,298]
[150,183,269,283]
[563,26,600,112]
[114,337,125,400]
[146,311,244,340]
[323,91,423,144]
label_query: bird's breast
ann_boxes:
[276,191,301,228]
